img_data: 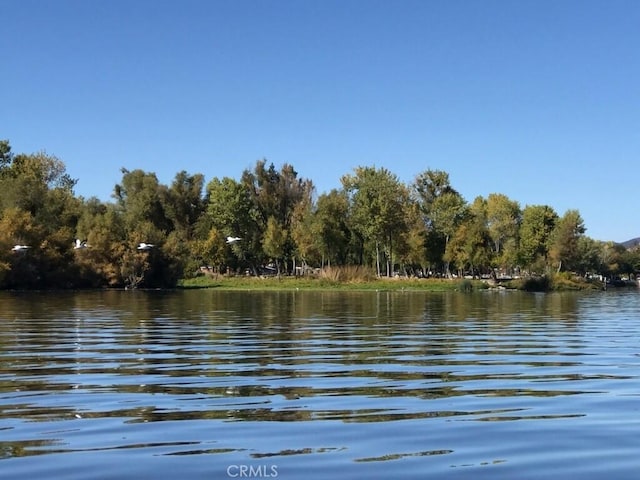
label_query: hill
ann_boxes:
[620,237,640,249]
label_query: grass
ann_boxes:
[501,272,603,292]
[177,273,486,292]
[178,267,609,292]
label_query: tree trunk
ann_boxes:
[387,235,393,277]
[444,235,452,278]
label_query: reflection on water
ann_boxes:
[1,289,639,479]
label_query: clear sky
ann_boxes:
[2,0,638,242]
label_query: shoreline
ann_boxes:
[2,276,635,293]
[176,274,615,292]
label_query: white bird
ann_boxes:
[74,239,89,249]
[137,242,154,250]
[11,245,30,252]
[226,236,242,244]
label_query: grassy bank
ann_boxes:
[178,270,612,292]
[501,272,604,291]
[177,275,485,292]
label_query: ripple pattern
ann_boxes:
[1,289,639,479]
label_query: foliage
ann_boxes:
[412,169,467,276]
[518,205,558,270]
[486,193,521,269]
[314,189,351,267]
[0,138,634,290]
[548,209,586,272]
[178,272,470,291]
[318,265,376,283]
[446,198,491,277]
[510,275,552,292]
[341,166,407,277]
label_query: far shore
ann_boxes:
[176,274,623,292]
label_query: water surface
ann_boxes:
[1,289,639,479]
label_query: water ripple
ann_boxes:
[1,290,640,479]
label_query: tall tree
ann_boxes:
[263,216,287,275]
[113,169,176,287]
[0,139,14,173]
[290,190,318,273]
[114,168,171,235]
[342,166,407,276]
[574,236,603,276]
[164,170,205,238]
[395,200,429,276]
[199,227,228,275]
[412,169,467,276]
[446,196,491,277]
[0,151,77,218]
[518,205,558,272]
[206,176,258,273]
[241,160,314,273]
[314,189,352,267]
[413,169,458,212]
[0,208,42,288]
[549,209,586,272]
[75,198,125,286]
[486,193,521,271]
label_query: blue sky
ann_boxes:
[2,0,639,242]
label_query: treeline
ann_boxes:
[0,139,638,289]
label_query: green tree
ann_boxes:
[396,200,429,276]
[486,193,521,271]
[413,169,458,210]
[412,169,467,276]
[263,216,287,275]
[626,246,640,277]
[429,192,468,276]
[0,149,81,287]
[446,196,491,277]
[0,208,42,288]
[113,169,175,287]
[549,209,586,272]
[342,166,407,276]
[0,139,14,173]
[75,199,126,287]
[205,176,257,273]
[518,205,558,272]
[574,236,603,277]
[290,191,318,273]
[314,189,352,267]
[0,151,77,218]
[164,170,205,238]
[241,160,314,273]
[599,241,633,278]
[200,227,228,275]
[114,168,171,234]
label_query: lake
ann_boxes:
[1,288,639,479]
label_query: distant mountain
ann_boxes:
[620,237,640,249]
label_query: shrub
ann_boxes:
[505,275,551,291]
[318,265,376,283]
[458,279,474,292]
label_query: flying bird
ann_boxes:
[74,239,89,249]
[137,242,154,250]
[11,245,30,252]
[226,236,242,244]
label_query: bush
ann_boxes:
[318,265,376,283]
[550,272,600,290]
[505,275,551,292]
[458,278,474,292]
